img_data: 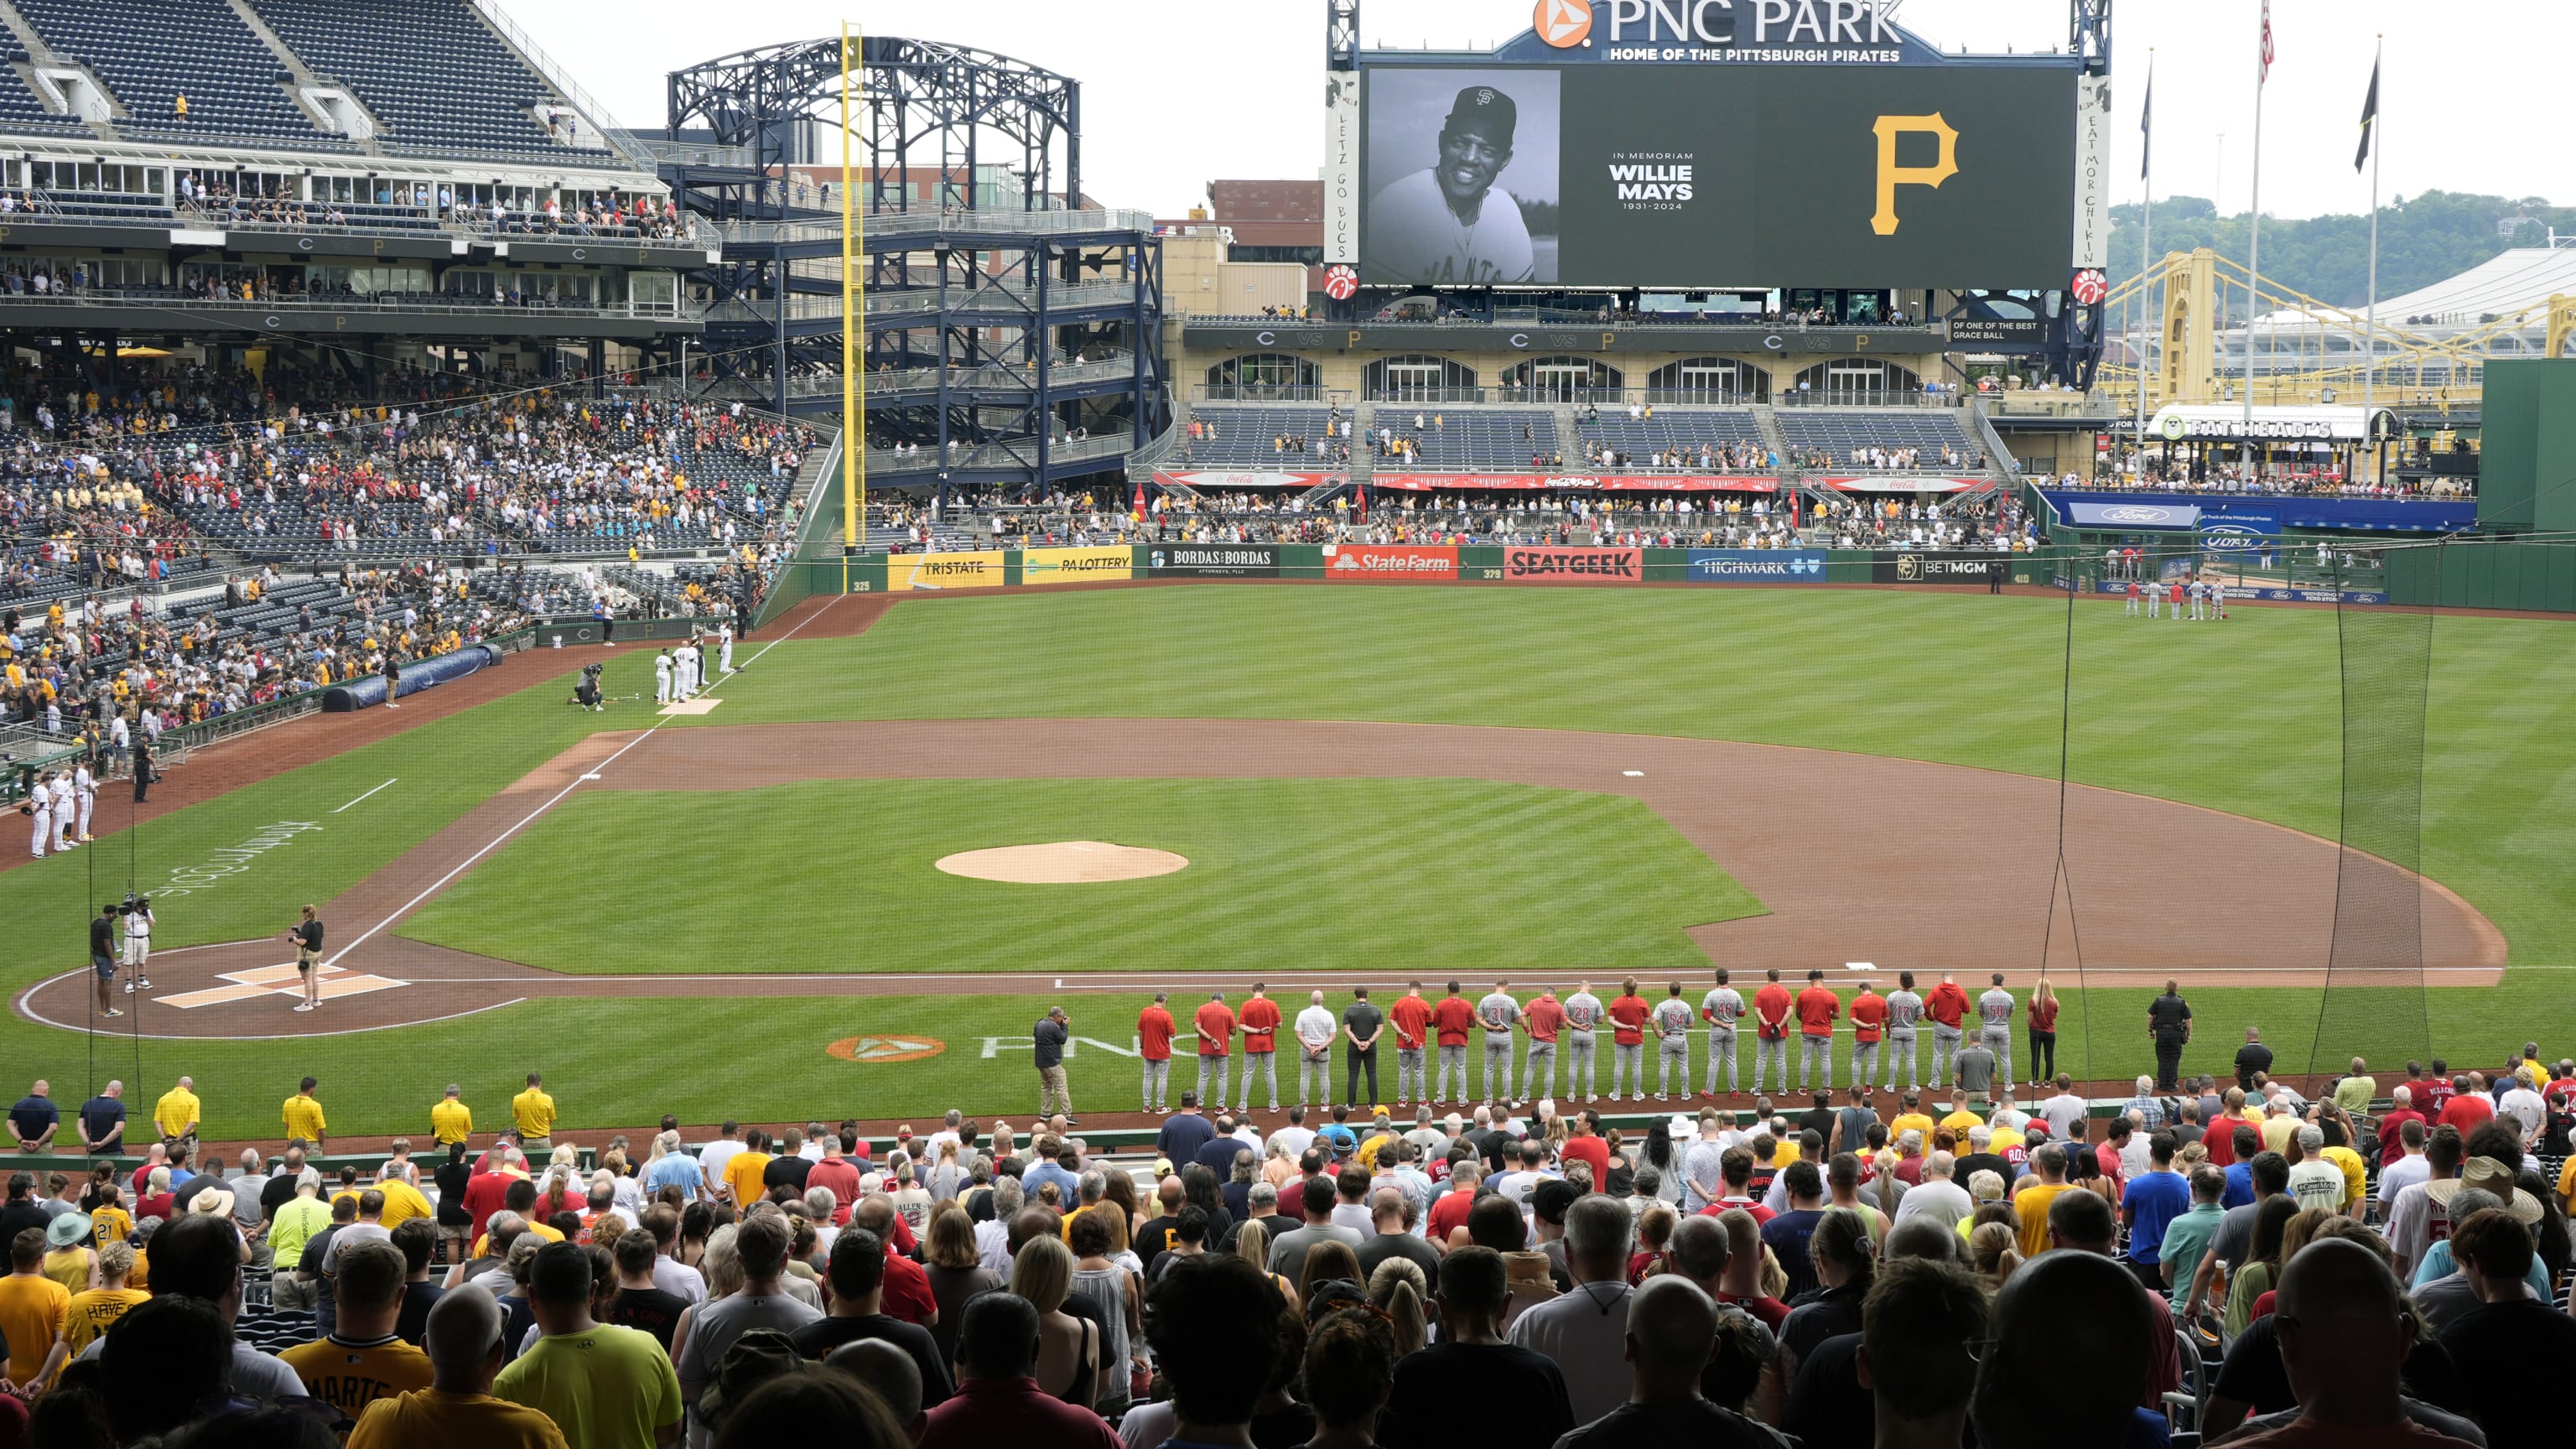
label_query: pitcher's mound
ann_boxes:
[936,841,1189,884]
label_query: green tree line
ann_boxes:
[2106,191,2576,311]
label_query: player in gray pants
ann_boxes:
[1562,981,1602,1101]
[1143,1055,1170,1113]
[1977,975,2017,1096]
[1882,973,1924,1091]
[1477,984,1520,1106]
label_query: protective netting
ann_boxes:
[2306,547,2438,1077]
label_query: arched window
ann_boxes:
[1789,357,1922,403]
[1645,357,1768,403]
[1362,355,1477,402]
[1498,356,1623,402]
[1203,352,1320,399]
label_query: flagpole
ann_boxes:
[2137,50,2153,465]
[2365,35,2381,485]
[2244,3,2266,474]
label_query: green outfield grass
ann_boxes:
[396,778,1763,976]
[0,584,2567,1138]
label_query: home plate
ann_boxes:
[164,963,409,1009]
[659,698,724,715]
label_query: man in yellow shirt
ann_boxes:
[511,1075,556,1153]
[280,1239,431,1416]
[431,1085,473,1148]
[720,1129,773,1208]
[350,1286,569,1449]
[1939,1089,1986,1140]
[283,1076,327,1150]
[2011,1143,2076,1259]
[1888,1091,1936,1150]
[0,1228,70,1390]
[154,1076,202,1148]
[339,1162,434,1231]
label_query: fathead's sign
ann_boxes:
[1504,546,1643,581]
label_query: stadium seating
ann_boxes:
[1172,408,1337,470]
[1774,409,1979,469]
[15,0,333,144]
[1570,408,1770,468]
[1382,409,1560,470]
[245,0,609,158]
[0,47,84,136]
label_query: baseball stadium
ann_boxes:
[2,0,2573,1442]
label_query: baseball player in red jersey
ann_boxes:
[1138,994,1177,1113]
[1236,984,1283,1113]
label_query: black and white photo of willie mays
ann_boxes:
[1363,70,1560,285]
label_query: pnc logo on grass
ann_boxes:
[827,1035,948,1064]
[1535,0,1593,47]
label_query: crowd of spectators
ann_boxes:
[0,1040,2563,1446]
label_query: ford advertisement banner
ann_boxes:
[2066,501,2201,529]
[2041,490,2472,534]
[1685,549,1828,582]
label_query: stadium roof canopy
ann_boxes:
[2245,247,2576,334]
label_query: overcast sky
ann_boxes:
[514,0,2568,221]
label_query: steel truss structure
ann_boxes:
[664,36,1161,501]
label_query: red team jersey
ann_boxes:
[1237,996,1281,1053]
[1137,1006,1176,1062]
[1607,995,1650,1046]
[1431,996,1478,1047]
[1794,987,1841,1036]
[1849,992,1887,1043]
[1753,983,1794,1039]
[1389,995,1434,1050]
[1524,995,1566,1043]
[1926,982,1971,1029]
[1194,1001,1237,1056]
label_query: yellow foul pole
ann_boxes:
[840,22,865,550]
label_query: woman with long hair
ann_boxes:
[1007,1233,1098,1408]
[2224,1196,2303,1344]
[1300,1239,1364,1306]
[1967,1220,2022,1291]
[2027,976,2060,1084]
[1233,1217,1300,1313]
[1069,1208,1145,1419]
[1639,1119,1680,1204]
[1365,1259,1427,1358]
[921,1202,1000,1366]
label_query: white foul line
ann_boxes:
[334,778,397,813]
[325,591,853,970]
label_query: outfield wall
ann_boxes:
[774,545,2037,595]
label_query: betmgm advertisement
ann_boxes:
[1353,8,2078,288]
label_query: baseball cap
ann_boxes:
[1444,86,1517,148]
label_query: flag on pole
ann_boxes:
[2138,67,2153,179]
[2354,55,2380,172]
[2258,0,2274,82]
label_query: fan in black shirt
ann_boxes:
[788,1229,956,1407]
[1382,1246,1571,1449]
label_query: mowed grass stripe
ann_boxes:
[395,779,1764,978]
[698,586,2576,964]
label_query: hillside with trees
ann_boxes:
[2104,191,2576,309]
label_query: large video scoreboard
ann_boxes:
[1327,0,2104,291]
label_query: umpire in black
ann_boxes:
[2147,979,2193,1092]
[131,738,153,803]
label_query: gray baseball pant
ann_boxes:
[1658,1038,1691,1097]
[1930,1026,1963,1084]
[1982,1026,2013,1093]
[1754,1036,1788,1094]
[1237,1053,1279,1111]
[1197,1053,1229,1109]
[1884,1031,1919,1090]
[1298,1052,1332,1107]
[1799,1033,1832,1093]
[1566,1035,1596,1097]
[1613,1042,1644,1098]
[1437,1044,1467,1100]
[1482,1036,1513,1102]
[1706,1030,1737,1093]
[1395,1047,1425,1103]
[1143,1057,1170,1111]
[1851,1040,1881,1090]
[1520,1041,1556,1102]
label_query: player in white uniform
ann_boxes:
[122,896,154,993]
[1561,983,1602,1102]
[1363,85,1536,286]
[717,622,735,675]
[2188,577,2205,621]
[653,649,673,705]
[2146,579,2163,618]
[72,761,95,842]
[27,774,52,858]
[49,771,75,851]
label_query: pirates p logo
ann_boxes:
[1871,113,1960,236]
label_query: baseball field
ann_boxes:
[7,581,2573,1140]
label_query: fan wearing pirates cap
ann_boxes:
[1368,84,1535,284]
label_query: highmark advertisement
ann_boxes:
[1685,549,1828,582]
